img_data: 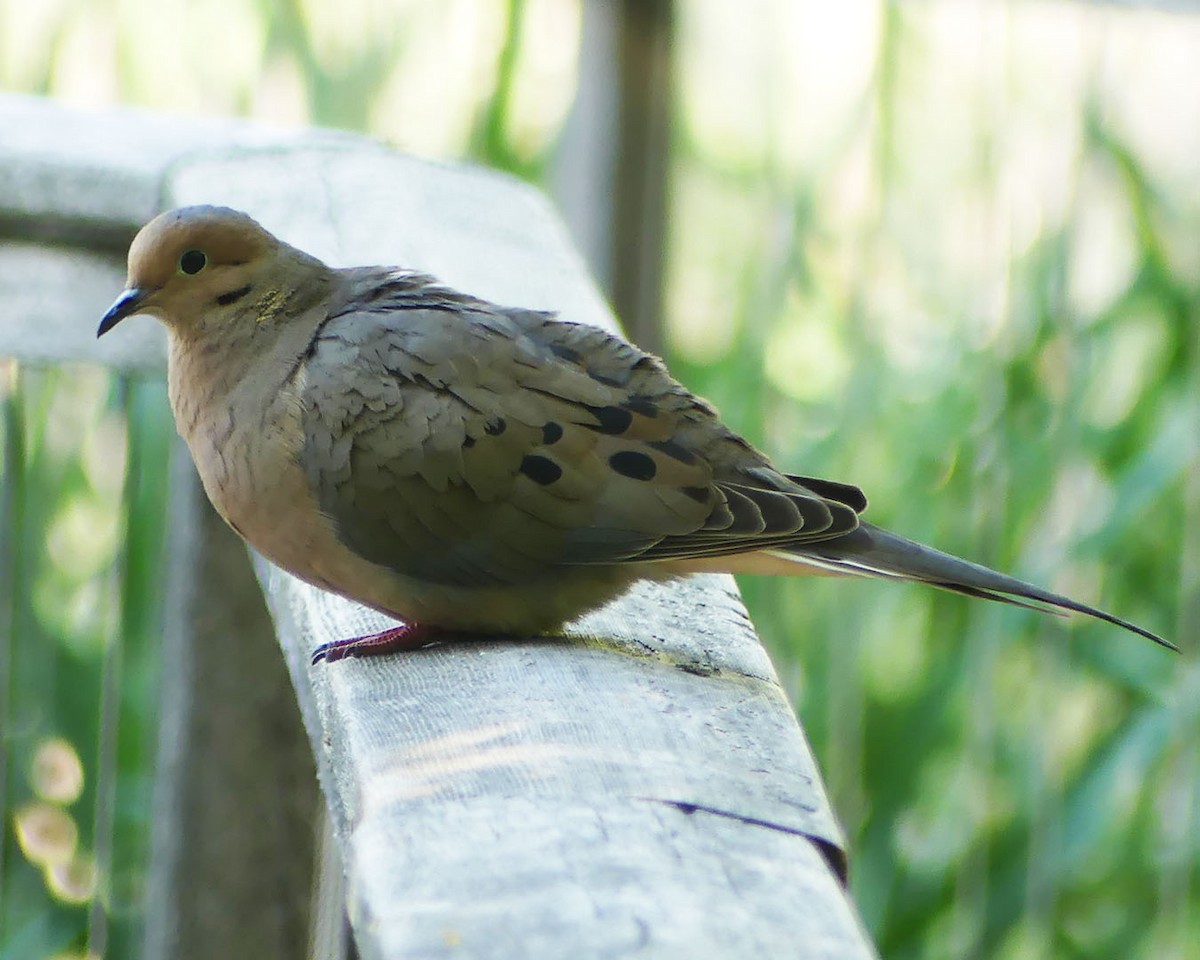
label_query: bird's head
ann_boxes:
[98,206,286,337]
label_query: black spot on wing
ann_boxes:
[484,416,507,436]
[622,396,658,417]
[649,439,696,464]
[463,436,476,448]
[520,455,562,485]
[585,405,634,435]
[541,422,563,445]
[609,451,657,481]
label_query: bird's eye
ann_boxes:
[179,250,207,275]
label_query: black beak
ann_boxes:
[97,287,150,337]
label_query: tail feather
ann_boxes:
[790,522,1174,651]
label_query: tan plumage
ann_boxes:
[98,206,1173,660]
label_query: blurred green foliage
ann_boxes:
[2,1,1197,958]
[2,368,172,959]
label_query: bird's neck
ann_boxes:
[167,302,316,441]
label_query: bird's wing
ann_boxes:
[297,271,862,588]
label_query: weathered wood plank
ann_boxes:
[258,564,871,960]
[0,93,346,241]
[0,242,162,370]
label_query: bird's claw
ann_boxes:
[311,623,433,665]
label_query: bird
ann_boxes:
[97,205,1173,662]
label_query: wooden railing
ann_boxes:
[1,94,876,960]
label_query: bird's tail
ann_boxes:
[779,522,1175,651]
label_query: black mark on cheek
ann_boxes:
[215,284,253,307]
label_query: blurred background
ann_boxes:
[2,1,1198,958]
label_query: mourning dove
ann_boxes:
[98,206,1173,661]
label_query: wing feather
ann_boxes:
[299,277,869,587]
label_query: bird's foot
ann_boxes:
[311,622,433,665]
